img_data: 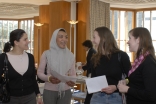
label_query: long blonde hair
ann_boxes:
[92,26,120,67]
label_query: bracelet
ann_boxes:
[37,95,42,99]
[125,78,129,84]
[48,76,51,82]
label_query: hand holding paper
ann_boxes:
[101,85,117,94]
[85,75,108,94]
[51,70,77,83]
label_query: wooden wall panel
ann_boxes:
[38,5,50,63]
[76,0,90,62]
[49,1,70,48]
[39,5,49,24]
[34,16,39,64]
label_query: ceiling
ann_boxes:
[0,0,156,19]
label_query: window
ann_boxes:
[0,20,18,53]
[136,10,156,55]
[0,19,34,54]
[110,10,134,62]
[111,8,156,62]
[20,19,34,54]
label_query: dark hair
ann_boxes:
[59,29,66,32]
[82,40,93,48]
[3,29,26,53]
[129,27,155,59]
[92,26,119,67]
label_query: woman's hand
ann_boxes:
[78,66,82,70]
[36,94,43,104]
[37,97,43,104]
[101,85,117,94]
[117,80,129,93]
[66,81,75,87]
[49,76,61,84]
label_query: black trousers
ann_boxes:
[84,91,93,104]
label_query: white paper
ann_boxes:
[85,75,108,94]
[51,70,77,83]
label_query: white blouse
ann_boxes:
[6,52,28,75]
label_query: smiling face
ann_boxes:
[127,32,140,52]
[92,31,100,47]
[14,33,30,51]
[56,31,68,49]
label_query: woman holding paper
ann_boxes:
[90,26,131,104]
[37,28,76,104]
[118,27,156,104]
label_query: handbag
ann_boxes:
[118,51,127,104]
[0,54,10,103]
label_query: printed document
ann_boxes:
[85,75,108,94]
[51,70,77,83]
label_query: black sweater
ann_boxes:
[91,51,131,92]
[82,48,96,77]
[0,53,40,97]
[127,55,156,104]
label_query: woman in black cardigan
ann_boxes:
[0,29,43,104]
[118,27,156,104]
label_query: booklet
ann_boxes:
[51,70,77,83]
[85,75,108,94]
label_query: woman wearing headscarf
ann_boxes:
[37,28,76,104]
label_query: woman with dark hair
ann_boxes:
[0,29,43,104]
[37,28,76,104]
[90,26,131,104]
[78,40,96,77]
[118,27,156,104]
[78,40,96,104]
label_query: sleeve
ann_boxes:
[91,61,96,78]
[0,54,5,81]
[37,51,49,82]
[68,60,76,77]
[121,52,131,76]
[82,51,94,71]
[127,60,156,101]
[31,54,40,95]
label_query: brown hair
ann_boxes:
[129,27,155,59]
[92,26,120,67]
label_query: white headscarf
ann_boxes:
[45,28,74,96]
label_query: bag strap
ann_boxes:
[3,53,9,83]
[118,52,127,79]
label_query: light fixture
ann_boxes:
[34,23,44,26]
[67,20,78,25]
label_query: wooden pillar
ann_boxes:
[34,16,39,65]
[49,1,71,48]
[76,0,90,62]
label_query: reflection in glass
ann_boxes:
[151,11,156,40]
[127,12,133,38]
[144,11,150,31]
[20,19,34,54]
[120,11,125,40]
[127,52,132,62]
[136,11,143,27]
[120,41,126,51]
[110,10,112,30]
[153,41,156,52]
[114,11,119,39]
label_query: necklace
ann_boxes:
[18,53,24,61]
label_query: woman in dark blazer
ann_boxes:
[118,27,156,104]
[78,40,96,104]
